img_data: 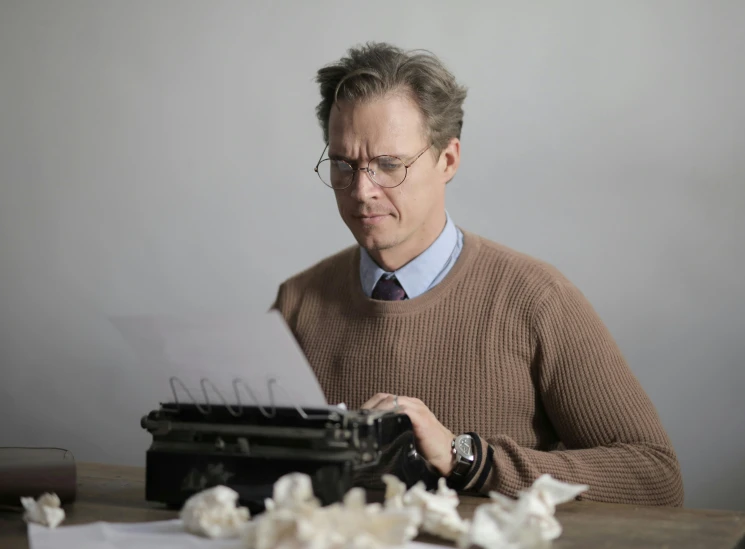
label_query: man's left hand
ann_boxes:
[361,393,455,476]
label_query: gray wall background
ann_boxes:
[1,0,743,510]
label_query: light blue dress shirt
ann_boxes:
[360,212,464,299]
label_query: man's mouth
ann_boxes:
[354,213,389,225]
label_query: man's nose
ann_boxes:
[349,168,379,199]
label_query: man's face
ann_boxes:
[327,94,456,266]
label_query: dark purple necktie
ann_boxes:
[372,275,407,301]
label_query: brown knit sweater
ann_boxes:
[273,230,684,506]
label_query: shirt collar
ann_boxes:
[359,212,459,299]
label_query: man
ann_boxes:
[273,42,683,506]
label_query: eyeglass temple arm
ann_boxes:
[404,144,433,168]
[315,143,329,171]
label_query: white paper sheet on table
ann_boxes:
[28,520,242,549]
[28,520,450,549]
[110,310,328,410]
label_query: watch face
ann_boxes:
[457,435,473,457]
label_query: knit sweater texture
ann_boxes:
[273,230,684,506]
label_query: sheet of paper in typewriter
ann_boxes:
[110,309,328,411]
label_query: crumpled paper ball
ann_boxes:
[21,492,65,529]
[180,485,250,539]
[264,472,319,513]
[382,474,468,541]
[381,474,407,509]
[458,474,589,549]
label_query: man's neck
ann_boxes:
[368,211,448,272]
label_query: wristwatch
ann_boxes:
[449,433,475,479]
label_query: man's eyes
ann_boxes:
[330,158,403,171]
[331,160,353,171]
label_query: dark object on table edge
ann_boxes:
[0,447,77,507]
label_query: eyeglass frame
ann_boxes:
[313,143,433,190]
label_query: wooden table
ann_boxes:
[1,463,744,548]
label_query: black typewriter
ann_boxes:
[141,402,438,513]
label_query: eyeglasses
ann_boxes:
[314,143,432,190]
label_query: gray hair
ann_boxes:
[315,42,467,155]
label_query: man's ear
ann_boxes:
[440,137,460,184]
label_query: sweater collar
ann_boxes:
[349,228,482,315]
[359,211,460,299]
